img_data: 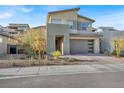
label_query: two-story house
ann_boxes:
[46,8,101,55]
[6,24,30,54]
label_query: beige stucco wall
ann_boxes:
[77,16,93,23]
[47,22,100,55]
[0,35,7,55]
[47,24,70,55]
[48,11,78,24]
[47,10,99,55]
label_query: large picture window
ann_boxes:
[80,22,91,31]
[51,19,61,24]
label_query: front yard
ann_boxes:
[0,57,95,68]
[0,54,123,68]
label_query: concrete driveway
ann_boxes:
[62,54,124,63]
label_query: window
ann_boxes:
[67,20,74,29]
[51,19,61,24]
[80,22,91,31]
[17,27,26,31]
[9,32,18,34]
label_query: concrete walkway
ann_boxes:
[1,62,124,79]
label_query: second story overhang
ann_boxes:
[70,32,102,38]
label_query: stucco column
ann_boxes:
[94,38,100,53]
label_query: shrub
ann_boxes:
[112,50,117,55]
[114,39,124,57]
[52,51,61,59]
[18,29,46,59]
[10,56,17,66]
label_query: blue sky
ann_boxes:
[0,5,124,30]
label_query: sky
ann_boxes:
[0,5,124,30]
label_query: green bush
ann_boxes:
[52,50,61,59]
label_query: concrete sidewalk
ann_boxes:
[1,63,124,79]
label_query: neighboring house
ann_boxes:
[6,24,30,54]
[7,23,30,36]
[0,32,8,55]
[0,25,12,35]
[0,24,30,55]
[0,25,18,54]
[46,8,101,55]
[0,32,19,55]
[0,24,46,55]
[97,27,117,32]
[96,27,124,54]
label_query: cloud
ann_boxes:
[0,12,13,19]
[4,6,34,13]
[94,10,124,30]
[20,7,34,13]
[43,5,79,12]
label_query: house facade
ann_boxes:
[0,24,47,55]
[7,24,30,54]
[0,33,8,55]
[0,32,17,55]
[97,27,124,54]
[0,24,30,55]
[46,8,101,55]
[7,24,30,36]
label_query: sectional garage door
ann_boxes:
[70,39,94,54]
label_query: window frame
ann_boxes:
[80,22,91,31]
[67,20,74,29]
[51,19,61,24]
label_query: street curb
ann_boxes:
[0,70,121,80]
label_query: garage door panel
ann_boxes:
[70,39,89,54]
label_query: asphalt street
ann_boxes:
[0,72,124,88]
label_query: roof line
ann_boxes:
[0,32,15,39]
[9,23,29,25]
[48,8,80,14]
[78,14,95,22]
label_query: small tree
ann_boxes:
[33,31,46,60]
[18,28,46,59]
[114,38,124,57]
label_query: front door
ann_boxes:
[55,36,64,54]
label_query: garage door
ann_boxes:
[70,39,94,54]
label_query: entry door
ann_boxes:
[55,36,64,54]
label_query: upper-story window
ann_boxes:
[67,20,74,29]
[51,19,61,24]
[17,27,26,31]
[80,22,91,31]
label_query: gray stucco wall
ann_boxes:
[100,30,124,53]
[46,24,70,55]
[0,35,7,55]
